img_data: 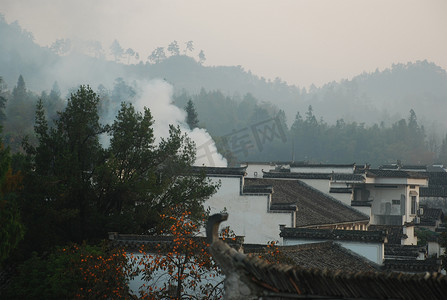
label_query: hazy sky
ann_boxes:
[2,0,446,87]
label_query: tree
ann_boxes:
[198,50,206,64]
[168,41,180,56]
[135,208,223,299]
[184,41,194,55]
[4,75,36,151]
[0,77,7,124]
[148,47,167,64]
[22,85,105,245]
[85,40,104,58]
[6,242,132,299]
[125,48,135,64]
[0,138,24,265]
[185,99,199,129]
[21,85,219,251]
[439,133,447,164]
[110,39,124,62]
[41,81,65,125]
[50,38,72,56]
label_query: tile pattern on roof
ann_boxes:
[246,178,369,227]
[366,169,428,179]
[368,225,407,244]
[331,173,364,182]
[190,166,247,176]
[290,162,355,168]
[207,213,447,300]
[280,227,386,243]
[263,171,331,179]
[426,171,447,185]
[420,205,444,221]
[244,241,379,273]
[242,185,273,194]
[383,258,441,273]
[420,186,447,197]
[384,244,424,259]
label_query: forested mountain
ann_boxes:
[299,61,447,127]
[1,15,447,166]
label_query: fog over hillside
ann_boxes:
[1,14,446,129]
[1,15,447,166]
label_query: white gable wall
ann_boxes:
[242,163,276,178]
[204,176,294,244]
[283,238,384,265]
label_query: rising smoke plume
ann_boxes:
[133,79,227,167]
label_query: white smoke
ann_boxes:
[133,79,227,167]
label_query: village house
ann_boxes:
[193,164,442,273]
[206,213,447,300]
[192,166,297,244]
[194,165,369,244]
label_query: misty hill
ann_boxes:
[300,61,447,128]
[0,15,299,104]
[1,15,447,131]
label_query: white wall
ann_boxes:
[403,226,418,245]
[283,238,383,265]
[204,176,294,244]
[369,185,406,225]
[299,178,330,194]
[242,163,276,178]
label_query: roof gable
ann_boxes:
[245,178,369,227]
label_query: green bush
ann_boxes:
[5,242,132,299]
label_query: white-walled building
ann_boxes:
[280,227,387,265]
[196,166,297,244]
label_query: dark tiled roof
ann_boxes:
[244,241,379,273]
[383,258,441,273]
[426,171,447,186]
[108,233,246,252]
[427,165,446,172]
[379,164,428,171]
[402,165,428,170]
[420,205,444,221]
[190,166,246,176]
[290,162,356,168]
[207,214,447,300]
[368,225,407,244]
[245,178,369,227]
[329,187,353,194]
[269,204,298,211]
[379,164,400,170]
[366,169,428,179]
[243,185,273,194]
[280,228,386,243]
[420,187,447,197]
[263,171,331,179]
[331,173,364,182]
[384,244,424,259]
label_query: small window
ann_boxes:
[410,185,416,189]
[411,196,417,215]
[392,199,400,205]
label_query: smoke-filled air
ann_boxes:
[2,1,447,299]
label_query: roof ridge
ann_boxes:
[295,178,369,219]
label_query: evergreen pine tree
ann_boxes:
[185,99,199,129]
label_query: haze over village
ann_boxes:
[1,1,447,299]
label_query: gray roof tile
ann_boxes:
[246,178,369,227]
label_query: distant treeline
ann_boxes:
[1,74,447,167]
[0,76,447,165]
[174,89,447,167]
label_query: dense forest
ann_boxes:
[1,12,447,299]
[1,14,447,166]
